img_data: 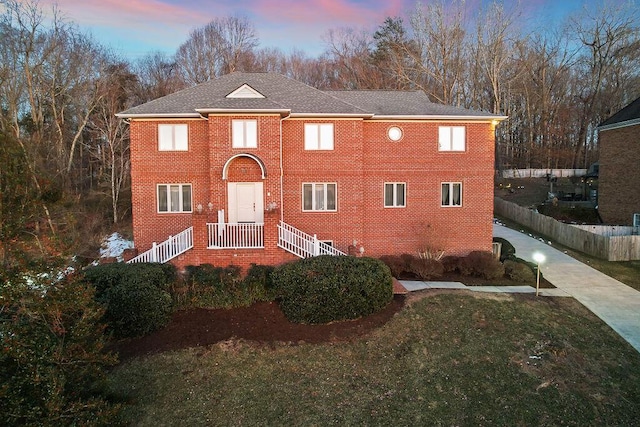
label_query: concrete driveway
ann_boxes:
[493,223,640,353]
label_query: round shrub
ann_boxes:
[84,262,175,338]
[458,251,505,280]
[272,255,393,324]
[85,262,176,298]
[504,259,536,283]
[493,237,516,261]
[103,281,173,338]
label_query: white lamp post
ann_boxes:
[533,252,546,296]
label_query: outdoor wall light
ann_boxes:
[533,252,546,296]
[196,203,203,214]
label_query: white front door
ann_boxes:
[228,182,263,223]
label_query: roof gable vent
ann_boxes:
[226,84,265,99]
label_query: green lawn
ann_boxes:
[107,292,640,426]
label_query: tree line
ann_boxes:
[1,0,639,264]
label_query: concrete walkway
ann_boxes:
[493,223,640,353]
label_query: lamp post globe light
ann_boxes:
[533,252,546,296]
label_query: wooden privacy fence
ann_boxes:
[494,197,640,261]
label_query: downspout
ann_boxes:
[279,114,290,223]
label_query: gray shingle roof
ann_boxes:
[599,96,640,129]
[326,90,497,117]
[117,72,502,119]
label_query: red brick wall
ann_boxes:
[129,114,496,268]
[281,119,365,252]
[129,119,210,250]
[598,125,640,225]
[361,121,495,257]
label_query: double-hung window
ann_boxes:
[302,183,336,211]
[157,184,192,213]
[158,124,188,151]
[384,182,406,207]
[441,182,462,207]
[304,123,334,150]
[232,119,258,148]
[438,126,465,151]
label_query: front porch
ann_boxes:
[207,223,264,249]
[129,218,346,265]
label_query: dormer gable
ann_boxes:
[226,84,265,99]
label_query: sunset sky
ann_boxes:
[31,0,591,61]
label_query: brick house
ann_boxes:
[597,96,640,225]
[116,72,506,269]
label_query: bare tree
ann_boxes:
[322,26,382,89]
[570,1,640,167]
[88,63,136,223]
[409,0,468,105]
[135,51,185,101]
[175,15,258,85]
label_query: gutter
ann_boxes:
[598,117,640,132]
[196,108,291,117]
[370,114,509,121]
[115,113,203,119]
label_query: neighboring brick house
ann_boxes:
[597,96,640,225]
[116,72,506,269]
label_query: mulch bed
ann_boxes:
[111,272,552,361]
[112,295,406,361]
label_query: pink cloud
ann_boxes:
[248,0,406,27]
[39,0,211,30]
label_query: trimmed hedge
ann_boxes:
[182,263,275,308]
[84,263,175,338]
[272,255,393,324]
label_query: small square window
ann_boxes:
[304,123,334,150]
[384,183,406,207]
[438,126,465,151]
[158,124,188,151]
[232,120,258,148]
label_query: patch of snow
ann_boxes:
[99,232,134,262]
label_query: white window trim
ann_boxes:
[302,182,337,212]
[158,124,188,151]
[441,182,462,207]
[304,123,334,150]
[157,184,192,213]
[232,119,258,148]
[438,126,466,152]
[384,182,406,208]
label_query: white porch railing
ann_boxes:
[277,221,346,258]
[127,227,193,263]
[207,223,264,249]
